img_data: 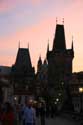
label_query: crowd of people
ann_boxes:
[0,100,58,125]
[0,100,37,125]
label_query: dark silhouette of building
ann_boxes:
[47,24,74,109]
[11,46,35,97]
[36,56,48,101]
[69,72,83,113]
[0,66,11,103]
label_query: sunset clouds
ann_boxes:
[0,0,83,72]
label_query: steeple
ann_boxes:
[71,36,74,51]
[28,43,29,49]
[38,55,42,65]
[18,41,20,49]
[53,24,66,51]
[37,55,42,73]
[47,40,49,52]
[43,58,47,66]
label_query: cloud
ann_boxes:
[0,0,43,13]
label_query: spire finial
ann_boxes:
[39,54,41,59]
[56,17,58,24]
[62,18,64,24]
[48,39,49,45]
[18,41,20,48]
[47,39,49,52]
[72,35,74,50]
[72,35,73,41]
[28,43,29,49]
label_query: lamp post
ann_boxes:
[79,87,83,113]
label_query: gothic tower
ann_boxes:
[47,24,74,107]
[11,46,35,95]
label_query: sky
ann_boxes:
[0,0,83,72]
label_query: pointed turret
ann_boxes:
[43,58,48,69]
[72,41,74,51]
[53,24,66,51]
[47,41,49,52]
[71,36,74,58]
[18,41,20,49]
[28,43,29,49]
[47,41,49,55]
[43,58,47,65]
[46,41,49,59]
[71,36,74,51]
[38,55,42,66]
[37,55,42,73]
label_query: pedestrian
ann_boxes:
[2,102,15,125]
[20,104,26,125]
[0,103,3,125]
[24,100,36,125]
[40,102,45,125]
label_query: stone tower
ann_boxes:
[11,47,35,95]
[47,24,74,107]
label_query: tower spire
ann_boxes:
[37,54,42,72]
[47,39,49,52]
[28,43,29,49]
[56,17,58,24]
[39,54,41,60]
[53,24,66,51]
[46,39,49,57]
[72,36,74,51]
[18,41,20,49]
[62,18,64,25]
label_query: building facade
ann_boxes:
[11,47,35,104]
[0,66,11,103]
[36,56,48,102]
[69,72,83,113]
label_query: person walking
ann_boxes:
[24,100,36,125]
[2,102,15,125]
[39,102,45,125]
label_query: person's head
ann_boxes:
[27,100,33,108]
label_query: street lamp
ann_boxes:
[56,98,59,102]
[79,87,83,113]
[79,88,83,93]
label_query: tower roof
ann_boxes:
[15,48,32,69]
[53,24,66,51]
[38,55,42,66]
[71,36,74,51]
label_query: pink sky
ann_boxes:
[0,0,83,72]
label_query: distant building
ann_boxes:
[69,72,83,113]
[0,66,11,79]
[0,66,11,103]
[36,56,48,101]
[47,24,74,109]
[11,47,35,104]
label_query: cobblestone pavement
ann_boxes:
[0,114,81,125]
[36,116,80,125]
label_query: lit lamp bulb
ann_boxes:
[14,97,17,100]
[79,88,83,93]
[56,98,59,102]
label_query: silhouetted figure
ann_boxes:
[2,102,14,125]
[40,102,45,125]
[0,103,3,124]
[46,105,50,118]
[24,100,36,125]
